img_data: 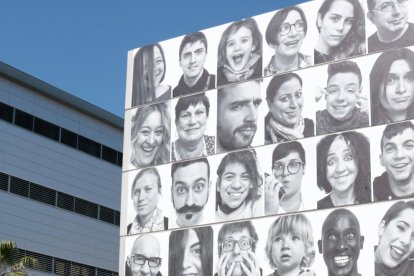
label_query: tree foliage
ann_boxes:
[0,241,37,276]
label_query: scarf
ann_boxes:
[266,115,305,143]
[316,109,368,135]
[222,53,260,82]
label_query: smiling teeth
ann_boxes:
[229,192,243,199]
[334,255,350,265]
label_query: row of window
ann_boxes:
[0,101,122,167]
[0,172,120,226]
[10,248,118,276]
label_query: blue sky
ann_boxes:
[0,0,302,118]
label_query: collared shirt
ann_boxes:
[128,207,165,234]
[264,53,312,76]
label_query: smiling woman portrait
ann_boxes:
[264,6,312,76]
[131,43,171,107]
[314,0,366,65]
[171,93,215,161]
[130,102,171,169]
[370,47,414,126]
[375,200,414,275]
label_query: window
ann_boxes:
[99,205,115,224]
[102,145,117,164]
[25,250,53,273]
[60,128,78,148]
[57,191,75,212]
[78,135,101,158]
[0,172,8,191]
[54,258,71,276]
[29,183,56,206]
[74,197,98,219]
[0,102,13,123]
[34,117,59,141]
[14,109,34,131]
[9,176,29,197]
[71,262,95,276]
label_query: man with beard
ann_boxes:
[170,157,211,228]
[374,121,414,201]
[126,234,163,276]
[367,0,414,52]
[216,221,262,276]
[216,80,262,154]
[318,208,364,276]
[173,32,216,97]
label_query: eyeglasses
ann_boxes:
[272,161,303,177]
[131,254,161,267]
[373,0,409,13]
[279,21,304,36]
[221,238,253,252]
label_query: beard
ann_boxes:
[218,123,257,151]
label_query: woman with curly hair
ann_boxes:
[215,149,263,222]
[316,130,371,209]
[314,0,366,65]
[130,102,171,168]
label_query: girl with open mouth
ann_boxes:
[217,18,263,86]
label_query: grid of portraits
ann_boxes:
[121,0,414,275]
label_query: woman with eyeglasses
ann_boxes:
[264,6,312,76]
[314,0,366,65]
[316,131,371,209]
[265,141,307,216]
[265,73,314,145]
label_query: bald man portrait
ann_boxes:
[318,209,364,276]
[126,234,163,276]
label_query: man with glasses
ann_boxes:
[216,221,262,276]
[367,0,414,52]
[126,234,163,276]
[265,141,307,215]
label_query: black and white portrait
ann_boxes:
[263,5,313,76]
[130,102,171,169]
[370,47,414,126]
[214,149,263,222]
[374,200,414,275]
[316,130,371,209]
[366,0,414,53]
[372,121,414,201]
[130,44,172,108]
[314,0,366,65]
[173,32,216,98]
[315,60,369,135]
[215,221,262,276]
[169,226,213,276]
[264,72,315,145]
[216,80,264,154]
[169,157,213,228]
[217,18,263,86]
[126,168,168,235]
[171,91,216,161]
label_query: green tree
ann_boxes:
[0,241,37,276]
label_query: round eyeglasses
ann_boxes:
[279,21,304,36]
[221,238,253,252]
[272,161,303,177]
[131,254,161,267]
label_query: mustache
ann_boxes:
[234,123,257,133]
[176,204,204,214]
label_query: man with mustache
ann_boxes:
[173,31,216,97]
[216,221,262,276]
[170,157,211,228]
[367,0,414,53]
[374,121,414,201]
[318,208,364,276]
[217,80,262,154]
[316,60,369,135]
